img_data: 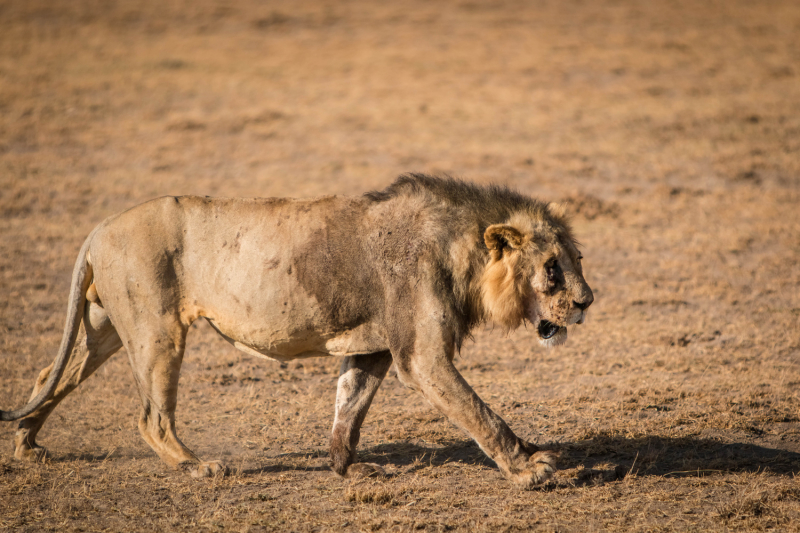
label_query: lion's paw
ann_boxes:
[529,450,557,484]
[14,442,48,462]
[511,450,558,489]
[345,462,387,480]
[189,460,229,479]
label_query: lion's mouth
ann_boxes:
[537,320,562,340]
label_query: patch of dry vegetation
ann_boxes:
[1,0,799,531]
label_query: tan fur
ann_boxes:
[480,248,530,330]
[85,283,101,306]
[2,174,593,489]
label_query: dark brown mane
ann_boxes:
[366,173,545,223]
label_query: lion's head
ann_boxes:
[480,205,593,347]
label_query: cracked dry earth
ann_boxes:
[1,0,799,531]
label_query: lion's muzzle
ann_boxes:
[537,320,561,340]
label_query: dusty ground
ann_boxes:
[1,0,799,531]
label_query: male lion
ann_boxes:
[1,174,593,488]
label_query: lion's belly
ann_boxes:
[192,258,388,360]
[206,316,388,361]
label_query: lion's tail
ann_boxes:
[0,227,98,422]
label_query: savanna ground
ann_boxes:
[1,0,799,531]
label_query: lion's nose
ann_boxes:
[573,296,593,311]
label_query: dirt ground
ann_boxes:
[1,0,799,531]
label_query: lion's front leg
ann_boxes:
[394,352,556,489]
[330,351,393,478]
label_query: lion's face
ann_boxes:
[481,212,594,347]
[524,234,593,347]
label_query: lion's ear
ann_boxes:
[484,224,524,257]
[547,202,568,220]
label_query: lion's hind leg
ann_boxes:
[14,301,123,461]
[123,320,227,478]
[330,351,393,479]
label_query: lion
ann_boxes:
[1,174,593,488]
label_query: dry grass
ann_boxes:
[1,0,799,531]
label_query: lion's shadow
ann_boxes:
[242,436,800,481]
[360,436,800,479]
[48,435,800,483]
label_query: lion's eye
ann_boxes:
[546,260,561,284]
